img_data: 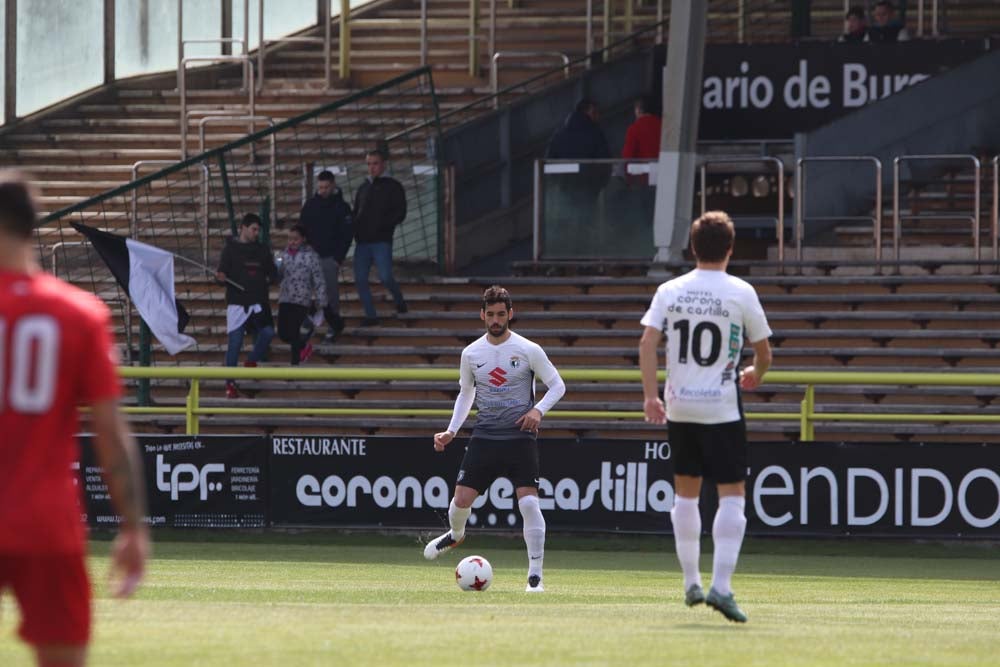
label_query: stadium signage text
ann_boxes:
[77,437,1000,537]
[699,40,990,139]
[272,436,367,456]
[754,465,1000,529]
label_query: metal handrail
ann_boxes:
[699,157,786,264]
[491,51,570,108]
[893,154,981,272]
[198,116,277,233]
[532,157,657,261]
[179,55,255,160]
[796,156,882,271]
[177,0,250,89]
[116,366,1000,440]
[131,160,212,267]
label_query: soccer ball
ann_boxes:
[455,555,493,592]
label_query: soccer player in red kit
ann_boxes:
[0,171,150,667]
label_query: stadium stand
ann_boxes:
[3,0,999,444]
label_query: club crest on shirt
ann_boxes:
[509,356,521,368]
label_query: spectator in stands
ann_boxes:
[216,212,277,398]
[300,170,352,343]
[276,224,326,365]
[352,148,408,327]
[838,6,869,43]
[622,94,662,187]
[547,98,612,189]
[868,1,910,42]
[546,99,612,253]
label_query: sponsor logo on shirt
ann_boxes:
[488,367,508,387]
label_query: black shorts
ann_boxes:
[668,419,747,484]
[456,436,540,494]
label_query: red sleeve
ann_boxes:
[622,125,639,159]
[78,304,122,404]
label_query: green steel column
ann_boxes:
[339,0,350,79]
[800,384,815,442]
[186,379,200,435]
[469,0,480,76]
[218,153,237,236]
[138,319,151,407]
[603,0,612,61]
[259,196,271,246]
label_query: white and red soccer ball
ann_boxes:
[455,555,493,592]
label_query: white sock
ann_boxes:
[449,500,471,540]
[711,495,747,596]
[670,495,702,590]
[518,495,545,579]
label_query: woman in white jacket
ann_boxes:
[276,224,327,364]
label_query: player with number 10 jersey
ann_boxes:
[640,268,771,424]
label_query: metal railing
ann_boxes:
[131,160,212,266]
[179,55,256,160]
[257,0,334,89]
[699,156,786,264]
[490,51,570,108]
[796,156,883,271]
[893,154,982,271]
[116,366,1000,441]
[197,115,276,233]
[532,157,657,261]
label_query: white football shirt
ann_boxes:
[640,268,771,424]
[447,331,566,439]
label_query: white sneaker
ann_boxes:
[422,531,464,560]
[525,574,544,592]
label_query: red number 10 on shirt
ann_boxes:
[0,315,59,413]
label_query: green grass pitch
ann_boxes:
[2,533,998,666]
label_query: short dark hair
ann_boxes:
[636,94,659,115]
[874,1,894,10]
[289,223,307,240]
[575,98,597,115]
[242,212,262,227]
[317,170,335,183]
[0,171,38,239]
[482,285,512,311]
[846,6,865,20]
[690,211,735,262]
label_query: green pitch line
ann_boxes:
[1,535,997,666]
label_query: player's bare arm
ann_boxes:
[639,325,666,424]
[740,338,772,390]
[90,398,151,598]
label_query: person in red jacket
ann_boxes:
[622,94,662,187]
[0,171,150,666]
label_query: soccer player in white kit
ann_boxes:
[638,211,772,622]
[424,286,566,592]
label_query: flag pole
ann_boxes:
[171,253,246,292]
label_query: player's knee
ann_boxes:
[518,495,545,528]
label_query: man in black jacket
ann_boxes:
[216,213,277,398]
[352,149,407,326]
[300,170,353,342]
[545,99,611,256]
